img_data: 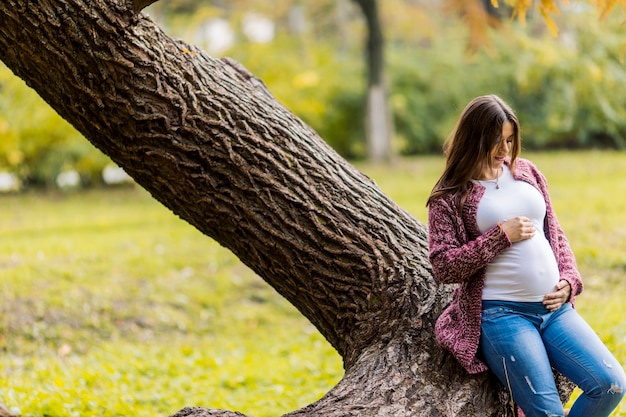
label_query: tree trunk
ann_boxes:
[352,0,394,162]
[0,1,571,416]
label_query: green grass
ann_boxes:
[0,188,342,417]
[1,151,625,416]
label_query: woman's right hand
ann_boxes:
[501,216,536,243]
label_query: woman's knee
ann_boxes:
[603,378,625,401]
[587,366,626,401]
[587,379,625,416]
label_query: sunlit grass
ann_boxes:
[3,334,338,417]
[1,150,625,416]
[0,188,344,417]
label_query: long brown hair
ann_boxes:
[426,95,521,211]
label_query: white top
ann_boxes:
[476,165,560,302]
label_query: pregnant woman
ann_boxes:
[426,94,625,417]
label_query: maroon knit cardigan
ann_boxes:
[428,158,583,374]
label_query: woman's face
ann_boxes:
[488,121,514,169]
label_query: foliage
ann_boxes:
[173,2,626,157]
[3,1,626,187]
[388,7,626,153]
[1,151,625,416]
[0,66,111,189]
[499,11,626,149]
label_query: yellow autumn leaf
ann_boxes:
[542,13,560,37]
[512,0,533,26]
[539,0,560,14]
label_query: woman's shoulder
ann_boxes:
[428,183,482,219]
[428,191,455,213]
[512,157,545,178]
[511,157,551,193]
[513,157,538,171]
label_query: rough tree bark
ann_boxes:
[0,1,571,416]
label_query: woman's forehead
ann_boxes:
[501,121,514,137]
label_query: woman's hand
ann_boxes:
[500,216,535,243]
[543,280,571,311]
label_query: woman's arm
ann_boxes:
[428,197,511,284]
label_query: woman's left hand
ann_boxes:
[543,280,571,311]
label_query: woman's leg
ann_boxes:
[480,305,565,417]
[541,303,626,417]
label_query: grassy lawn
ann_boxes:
[1,151,625,416]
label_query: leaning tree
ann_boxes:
[0,0,582,416]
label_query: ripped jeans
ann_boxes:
[480,301,625,417]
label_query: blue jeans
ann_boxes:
[480,301,625,417]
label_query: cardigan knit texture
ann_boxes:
[428,158,583,374]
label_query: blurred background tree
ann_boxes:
[1,0,625,190]
[352,0,393,163]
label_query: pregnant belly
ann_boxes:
[483,236,560,301]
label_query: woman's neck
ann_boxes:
[478,165,503,181]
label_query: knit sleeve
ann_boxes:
[427,196,511,284]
